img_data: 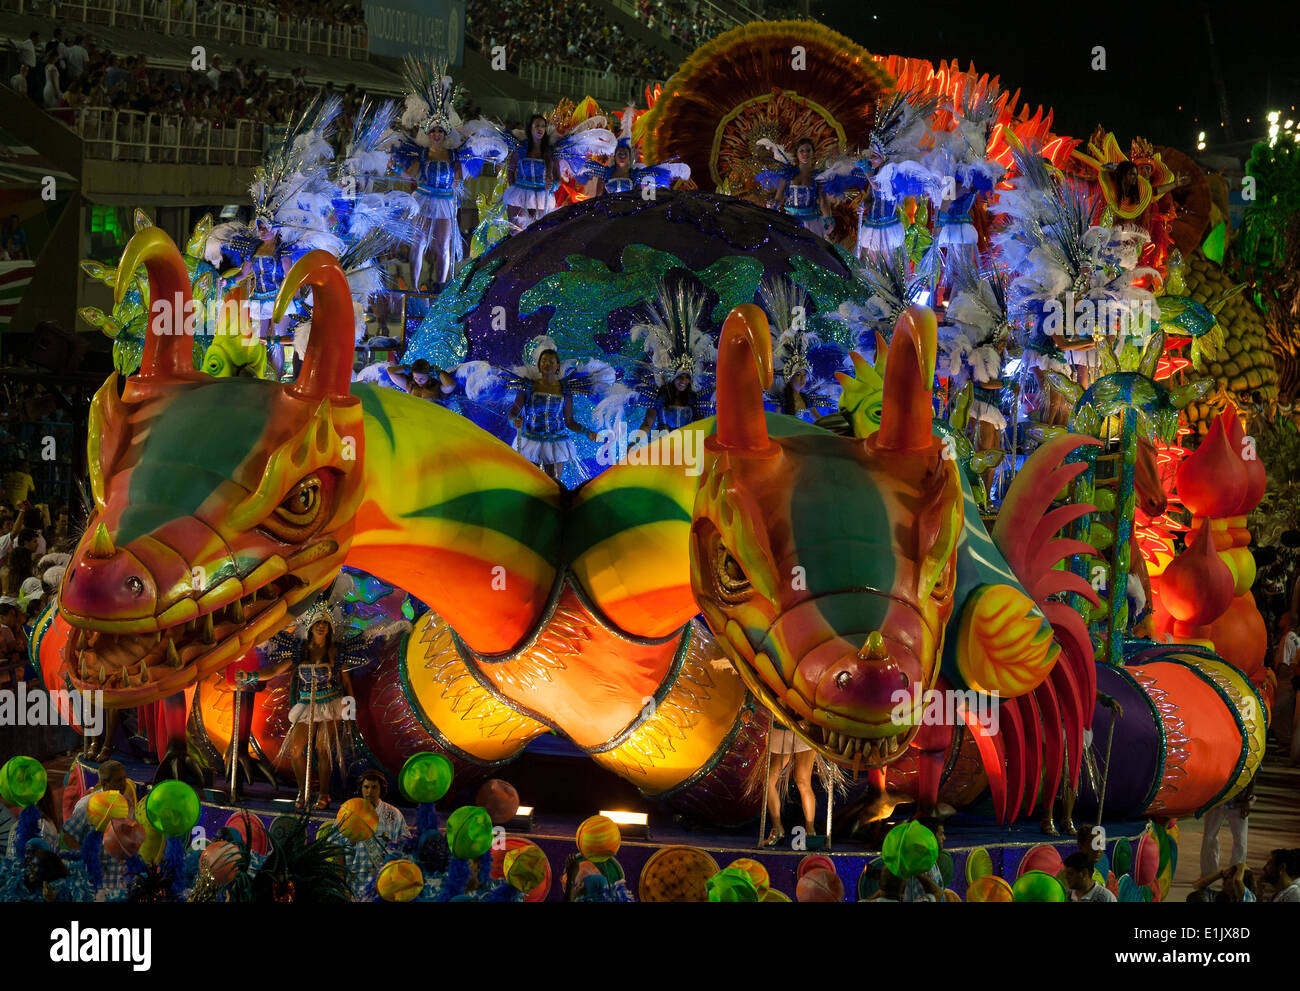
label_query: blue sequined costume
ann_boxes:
[651,401,696,431]
[858,187,904,255]
[515,382,577,465]
[287,651,346,725]
[505,148,554,214]
[784,181,828,235]
[247,249,284,320]
[936,188,979,246]
[415,152,461,221]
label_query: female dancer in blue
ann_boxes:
[399,58,474,293]
[587,106,691,199]
[505,115,557,230]
[760,137,834,237]
[509,337,600,484]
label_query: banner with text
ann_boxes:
[363,0,465,65]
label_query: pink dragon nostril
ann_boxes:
[126,576,144,597]
[835,671,851,689]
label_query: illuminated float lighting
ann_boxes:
[599,809,650,838]
[507,805,534,831]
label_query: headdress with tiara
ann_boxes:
[628,276,716,387]
[295,597,344,639]
[205,94,345,266]
[401,56,465,145]
[523,334,559,369]
[761,276,817,382]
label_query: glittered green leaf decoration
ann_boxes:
[522,245,686,355]
[950,382,973,432]
[702,255,765,327]
[787,254,873,317]
[1047,371,1084,407]
[1201,222,1226,265]
[969,449,1004,472]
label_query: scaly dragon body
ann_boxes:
[37,231,1261,826]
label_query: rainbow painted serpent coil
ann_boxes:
[39,230,1261,825]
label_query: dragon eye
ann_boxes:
[260,474,330,542]
[709,531,752,604]
[280,479,319,522]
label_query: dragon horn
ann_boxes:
[876,306,936,452]
[278,251,354,401]
[118,226,194,378]
[711,304,774,455]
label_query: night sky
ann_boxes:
[813,1,1296,156]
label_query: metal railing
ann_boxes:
[517,61,663,107]
[74,105,263,165]
[1,0,369,61]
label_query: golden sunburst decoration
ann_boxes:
[642,20,894,192]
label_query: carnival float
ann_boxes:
[4,19,1295,903]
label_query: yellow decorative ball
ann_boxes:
[576,815,621,863]
[726,857,770,898]
[377,859,424,902]
[87,790,129,831]
[335,798,378,842]
[504,844,549,893]
[762,888,791,902]
[638,846,720,902]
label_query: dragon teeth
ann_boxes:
[166,638,181,667]
[230,598,245,623]
[201,611,215,644]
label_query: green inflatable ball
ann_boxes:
[400,752,454,804]
[707,867,759,902]
[145,780,201,839]
[1012,869,1067,902]
[446,806,494,860]
[882,820,939,879]
[0,756,47,809]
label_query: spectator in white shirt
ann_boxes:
[359,771,409,845]
[66,36,88,79]
[0,511,47,564]
[206,55,224,91]
[1200,778,1254,878]
[10,64,27,93]
[1064,851,1117,901]
[17,31,39,69]
[1264,848,1300,902]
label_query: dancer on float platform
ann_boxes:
[507,337,603,484]
[627,275,717,434]
[586,105,690,198]
[246,601,353,811]
[852,87,943,260]
[760,276,845,424]
[463,112,614,230]
[394,57,483,293]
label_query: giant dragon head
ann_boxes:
[57,228,364,706]
[691,304,962,767]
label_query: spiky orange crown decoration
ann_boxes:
[641,20,893,191]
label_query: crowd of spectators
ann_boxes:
[467,0,672,80]
[631,0,733,50]
[6,24,384,158]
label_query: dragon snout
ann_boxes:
[810,630,923,728]
[61,528,158,624]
